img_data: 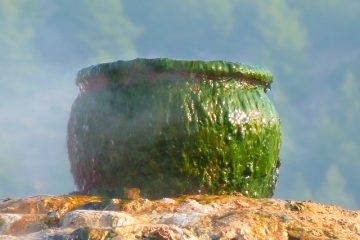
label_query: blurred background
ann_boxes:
[1,0,359,209]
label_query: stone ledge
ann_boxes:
[1,194,359,239]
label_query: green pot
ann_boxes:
[67,58,281,198]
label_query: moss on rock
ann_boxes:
[67,58,281,199]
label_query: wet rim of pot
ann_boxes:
[76,58,273,91]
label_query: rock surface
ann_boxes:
[0,194,360,239]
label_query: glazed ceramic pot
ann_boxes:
[67,58,281,198]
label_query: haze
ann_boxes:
[1,1,359,209]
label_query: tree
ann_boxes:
[316,164,357,209]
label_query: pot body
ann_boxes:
[68,59,281,198]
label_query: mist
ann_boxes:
[1,1,360,209]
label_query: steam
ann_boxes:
[0,69,77,197]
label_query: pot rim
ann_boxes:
[76,58,273,90]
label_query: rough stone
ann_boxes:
[0,194,359,239]
[62,210,136,228]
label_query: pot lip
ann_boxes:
[76,58,273,88]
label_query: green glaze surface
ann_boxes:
[68,58,281,199]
